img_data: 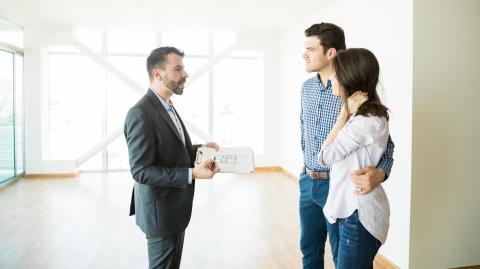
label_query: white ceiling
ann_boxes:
[0,0,332,32]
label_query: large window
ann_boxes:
[0,17,24,185]
[47,54,105,162]
[46,30,150,170]
[0,49,15,182]
[46,30,264,171]
[212,53,264,153]
[14,54,24,175]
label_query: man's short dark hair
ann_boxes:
[305,23,346,54]
[146,46,185,81]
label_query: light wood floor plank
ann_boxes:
[0,171,393,269]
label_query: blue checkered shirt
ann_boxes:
[300,74,394,177]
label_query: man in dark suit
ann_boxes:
[124,46,220,269]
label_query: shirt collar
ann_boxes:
[150,88,174,111]
[316,73,332,92]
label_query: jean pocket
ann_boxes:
[299,174,309,192]
[342,211,360,229]
[342,220,357,230]
[339,218,359,251]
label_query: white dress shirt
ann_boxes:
[318,114,390,243]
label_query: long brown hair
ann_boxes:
[333,48,389,120]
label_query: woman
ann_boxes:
[318,48,390,269]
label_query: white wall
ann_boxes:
[410,0,480,268]
[278,0,412,267]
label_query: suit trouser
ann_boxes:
[146,231,185,269]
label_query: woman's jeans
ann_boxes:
[336,210,381,269]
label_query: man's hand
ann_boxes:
[352,167,385,195]
[204,142,220,151]
[346,91,368,114]
[193,159,220,179]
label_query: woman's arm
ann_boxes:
[322,108,349,148]
[322,91,368,148]
[319,115,387,167]
[318,91,376,167]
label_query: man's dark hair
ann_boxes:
[305,23,346,54]
[146,46,185,81]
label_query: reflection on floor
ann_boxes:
[1,171,335,269]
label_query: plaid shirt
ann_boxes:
[300,74,394,177]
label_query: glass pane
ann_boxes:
[213,55,264,154]
[107,56,149,89]
[75,29,102,54]
[0,50,14,182]
[48,46,79,53]
[161,31,209,56]
[107,31,156,54]
[46,54,105,160]
[105,63,144,134]
[106,73,142,133]
[173,72,209,135]
[184,57,209,75]
[187,131,204,146]
[213,31,236,55]
[106,56,146,135]
[14,54,24,175]
[105,56,146,171]
[107,136,130,170]
[78,150,103,171]
[230,50,263,58]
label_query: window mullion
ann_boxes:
[102,31,108,171]
[208,33,214,137]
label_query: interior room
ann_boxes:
[0,0,479,268]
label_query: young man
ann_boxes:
[299,23,394,268]
[124,47,220,269]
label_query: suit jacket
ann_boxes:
[124,89,200,237]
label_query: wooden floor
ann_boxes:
[0,171,389,269]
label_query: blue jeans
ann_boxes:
[336,210,381,269]
[299,172,339,269]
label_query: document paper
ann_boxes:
[195,147,255,173]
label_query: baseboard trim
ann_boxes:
[21,166,400,269]
[257,166,399,269]
[25,173,77,179]
[255,166,298,180]
[375,254,400,269]
[255,166,283,173]
[279,167,298,181]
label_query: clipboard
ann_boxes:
[195,146,255,173]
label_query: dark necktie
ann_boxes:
[167,105,185,145]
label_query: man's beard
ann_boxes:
[164,78,186,95]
